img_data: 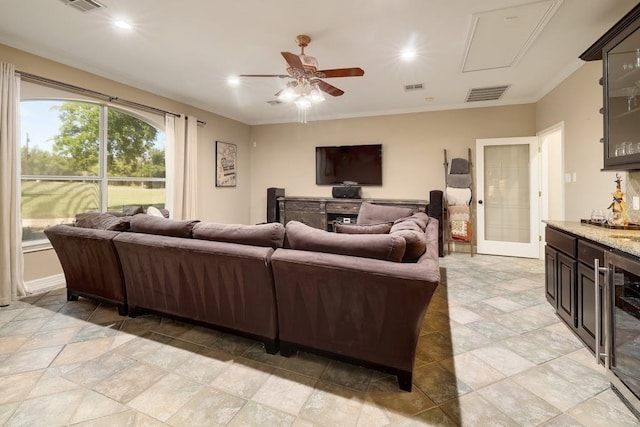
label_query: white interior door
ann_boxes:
[476,137,540,258]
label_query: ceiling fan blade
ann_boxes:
[315,80,344,97]
[281,51,305,70]
[316,68,365,78]
[239,74,290,78]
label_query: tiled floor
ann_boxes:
[1,253,639,426]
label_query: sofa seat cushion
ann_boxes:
[75,212,131,231]
[334,222,392,234]
[356,202,414,225]
[193,222,285,248]
[285,220,406,262]
[130,215,199,238]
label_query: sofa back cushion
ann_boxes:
[393,212,430,231]
[193,222,285,248]
[334,222,392,234]
[356,202,414,225]
[285,220,406,262]
[130,215,199,238]
[75,212,131,231]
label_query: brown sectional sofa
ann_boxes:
[273,216,440,391]
[45,203,440,390]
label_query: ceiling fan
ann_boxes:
[239,35,365,99]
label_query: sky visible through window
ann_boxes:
[20,100,165,157]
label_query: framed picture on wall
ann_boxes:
[216,141,237,187]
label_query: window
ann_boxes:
[20,100,166,245]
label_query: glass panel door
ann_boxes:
[476,137,540,258]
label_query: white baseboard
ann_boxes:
[26,274,66,295]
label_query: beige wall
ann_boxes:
[4,42,613,283]
[249,105,536,224]
[536,61,618,221]
[1,44,251,283]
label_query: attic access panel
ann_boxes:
[462,0,562,72]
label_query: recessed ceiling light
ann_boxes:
[401,49,417,62]
[114,20,132,30]
[227,76,240,87]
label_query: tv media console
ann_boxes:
[277,197,429,232]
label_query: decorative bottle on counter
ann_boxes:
[608,174,629,226]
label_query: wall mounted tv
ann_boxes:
[316,144,382,185]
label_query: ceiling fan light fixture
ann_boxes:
[308,82,325,103]
[294,96,312,110]
[278,82,298,102]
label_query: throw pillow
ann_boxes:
[356,202,414,225]
[334,222,392,234]
[146,206,165,217]
[193,222,286,248]
[75,212,131,231]
[285,220,406,262]
[130,215,199,238]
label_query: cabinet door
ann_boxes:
[576,262,605,352]
[545,246,558,308]
[283,200,323,229]
[557,252,577,327]
[603,20,640,170]
[284,210,322,229]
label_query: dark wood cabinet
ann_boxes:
[278,197,429,231]
[545,245,557,307]
[557,252,577,327]
[576,262,605,353]
[546,226,577,327]
[545,225,607,353]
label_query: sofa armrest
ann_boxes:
[44,224,126,306]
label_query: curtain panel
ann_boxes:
[165,114,198,220]
[0,62,26,305]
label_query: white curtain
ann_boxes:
[165,114,198,220]
[0,62,26,305]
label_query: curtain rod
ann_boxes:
[17,71,206,126]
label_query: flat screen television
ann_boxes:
[316,144,382,185]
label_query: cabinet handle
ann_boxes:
[594,258,609,367]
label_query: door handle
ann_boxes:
[594,258,609,367]
[478,200,483,205]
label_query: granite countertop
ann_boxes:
[545,220,640,258]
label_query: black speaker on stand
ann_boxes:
[267,188,285,223]
[428,190,444,257]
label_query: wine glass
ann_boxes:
[591,210,606,224]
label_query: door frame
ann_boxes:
[537,122,566,258]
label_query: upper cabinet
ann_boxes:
[604,23,640,170]
[581,4,640,171]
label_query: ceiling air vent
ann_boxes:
[404,83,424,91]
[60,0,106,12]
[465,85,510,102]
